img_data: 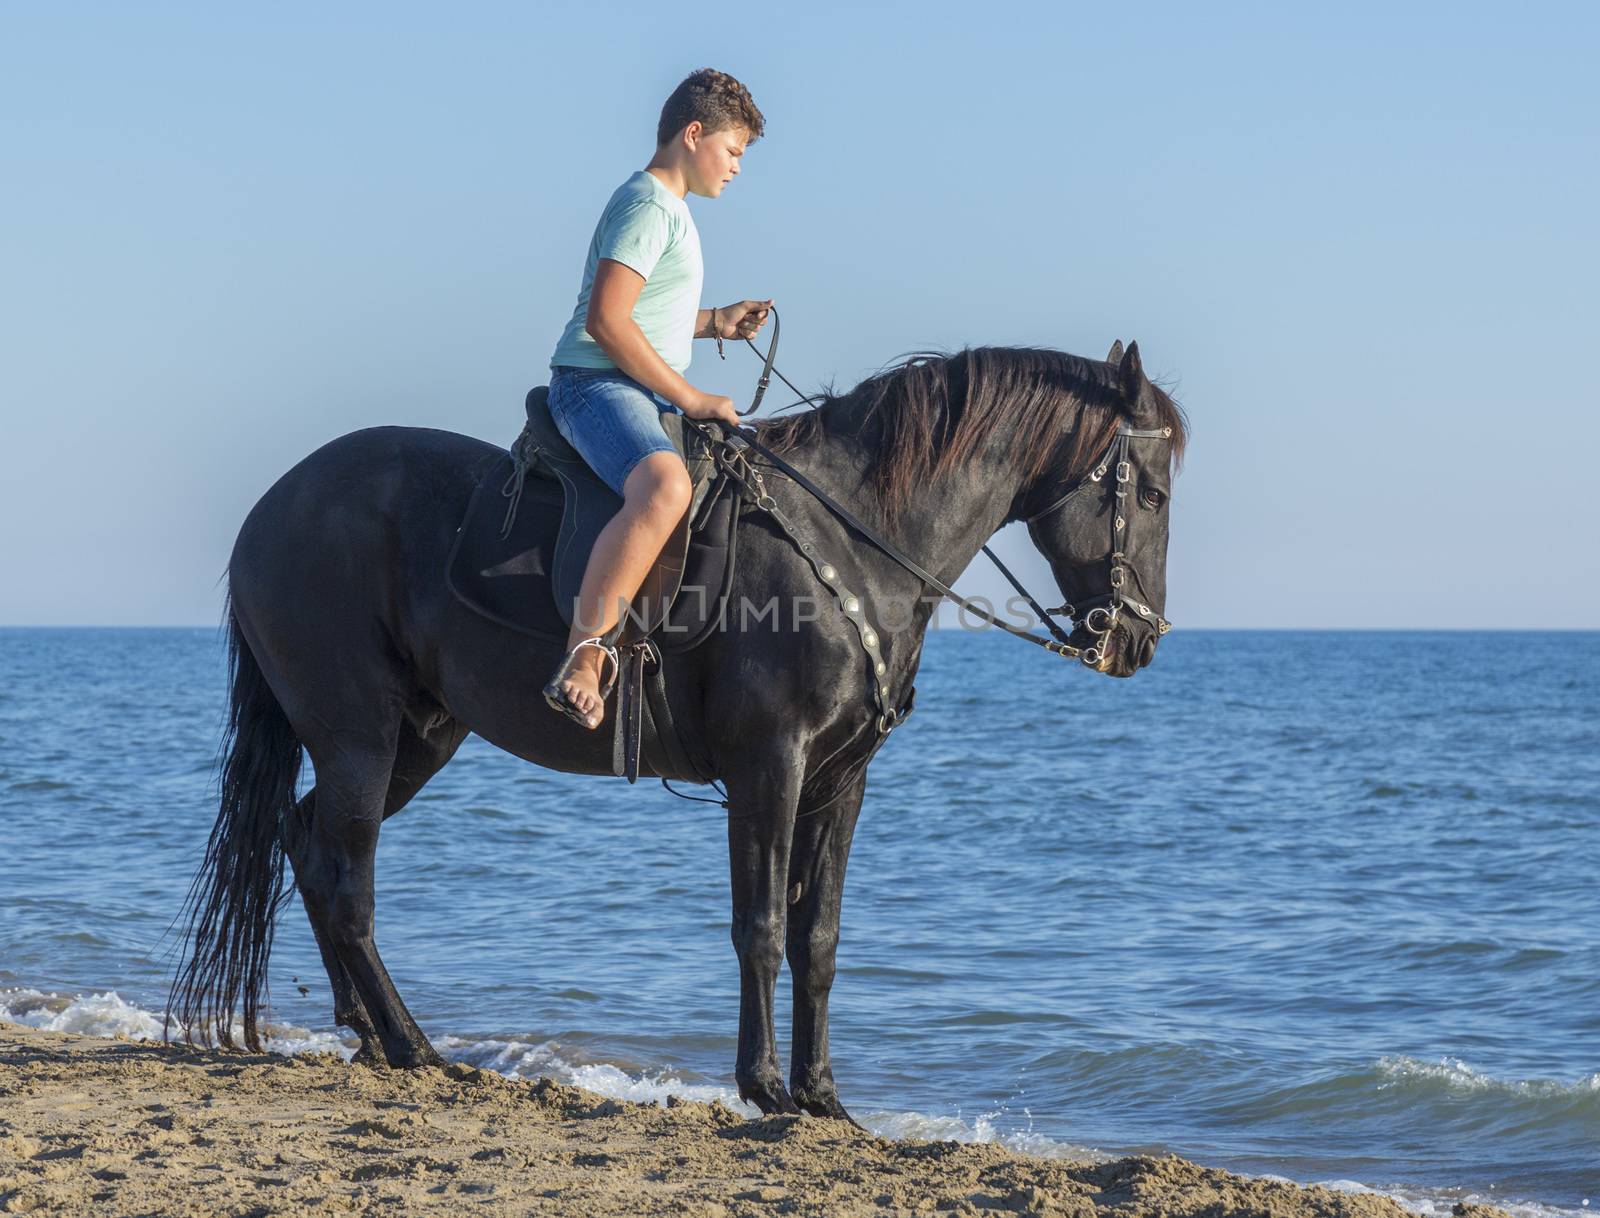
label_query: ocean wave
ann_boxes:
[431,1032,1106,1159]
[0,987,1103,1160]
[6,777,76,793]
[1375,1054,1600,1101]
[1192,1050,1600,1139]
[434,1032,753,1111]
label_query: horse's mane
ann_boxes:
[752,345,1188,526]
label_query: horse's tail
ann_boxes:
[166,595,302,1051]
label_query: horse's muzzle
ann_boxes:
[1070,622,1159,677]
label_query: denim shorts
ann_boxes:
[547,365,684,496]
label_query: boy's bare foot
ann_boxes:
[543,641,616,730]
[557,659,605,730]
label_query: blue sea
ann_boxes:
[0,627,1595,1215]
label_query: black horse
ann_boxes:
[168,340,1185,1121]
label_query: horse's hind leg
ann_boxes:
[290,724,444,1068]
[283,716,469,1064]
[283,789,382,1061]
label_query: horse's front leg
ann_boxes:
[725,764,802,1115]
[786,772,866,1123]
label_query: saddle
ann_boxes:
[516,387,726,642]
[447,387,744,784]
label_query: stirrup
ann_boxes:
[542,636,620,727]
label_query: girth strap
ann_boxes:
[642,650,709,782]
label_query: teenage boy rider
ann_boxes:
[543,68,770,730]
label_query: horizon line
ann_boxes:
[2,624,1597,634]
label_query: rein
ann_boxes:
[721,423,1088,657]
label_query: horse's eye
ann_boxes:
[1141,488,1165,509]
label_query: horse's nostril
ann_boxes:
[1139,637,1156,667]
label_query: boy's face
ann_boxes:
[683,123,749,199]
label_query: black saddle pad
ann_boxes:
[447,452,740,647]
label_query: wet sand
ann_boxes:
[0,1022,1504,1217]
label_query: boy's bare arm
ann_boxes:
[587,260,739,426]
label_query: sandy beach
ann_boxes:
[0,1022,1508,1218]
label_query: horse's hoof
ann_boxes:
[739,1074,802,1116]
[794,1086,862,1127]
[378,1042,444,1070]
[351,1041,387,1069]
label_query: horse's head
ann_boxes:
[1021,341,1179,678]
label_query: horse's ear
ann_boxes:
[1118,341,1146,396]
[1119,341,1162,425]
[1106,339,1124,364]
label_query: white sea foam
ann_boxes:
[0,988,1588,1217]
[1322,1178,1586,1218]
[433,1032,1104,1159]
[860,1107,1105,1160]
[434,1033,756,1111]
[0,988,167,1040]
[0,987,351,1059]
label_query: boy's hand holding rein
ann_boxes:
[703,299,774,342]
[681,389,741,428]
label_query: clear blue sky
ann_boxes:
[2,3,1595,627]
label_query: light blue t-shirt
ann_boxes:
[550,170,703,374]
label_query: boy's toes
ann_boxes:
[545,660,611,730]
[561,679,604,730]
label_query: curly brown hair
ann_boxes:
[656,68,765,147]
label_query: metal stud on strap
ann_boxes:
[755,494,896,728]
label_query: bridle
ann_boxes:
[700,307,1174,670]
[1021,423,1175,664]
